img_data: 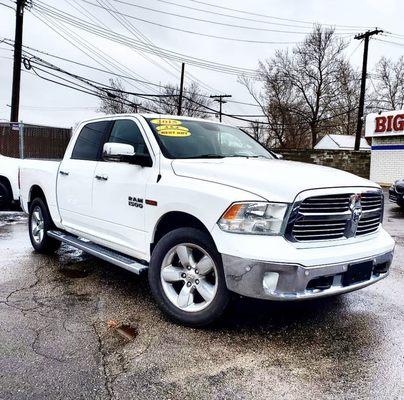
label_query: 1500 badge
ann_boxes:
[128,196,143,208]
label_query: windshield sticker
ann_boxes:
[157,125,191,137]
[150,118,182,126]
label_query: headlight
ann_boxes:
[218,202,288,235]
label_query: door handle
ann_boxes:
[59,170,69,176]
[95,174,108,181]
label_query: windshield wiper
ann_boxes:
[182,154,225,159]
[227,154,269,159]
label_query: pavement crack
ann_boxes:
[30,326,66,363]
[4,264,44,307]
[92,321,116,400]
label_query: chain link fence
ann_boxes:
[0,122,72,159]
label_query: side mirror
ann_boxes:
[103,142,134,162]
[102,142,153,167]
[274,152,283,160]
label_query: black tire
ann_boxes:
[28,198,61,253]
[148,227,230,327]
[0,182,12,210]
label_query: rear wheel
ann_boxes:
[148,228,230,326]
[0,182,12,210]
[28,198,60,253]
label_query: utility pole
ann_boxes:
[10,0,27,122]
[210,94,232,122]
[177,62,185,115]
[354,28,383,150]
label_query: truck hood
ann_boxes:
[171,158,378,202]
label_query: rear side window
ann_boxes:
[108,119,149,155]
[71,121,110,161]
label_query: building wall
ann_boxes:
[370,136,404,185]
[275,149,371,179]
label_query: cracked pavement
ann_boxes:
[0,193,403,400]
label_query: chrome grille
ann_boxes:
[356,214,381,236]
[287,189,383,242]
[298,194,350,213]
[361,192,383,211]
[292,218,347,241]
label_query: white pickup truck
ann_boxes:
[20,114,395,326]
[0,154,20,209]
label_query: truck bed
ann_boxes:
[19,159,61,222]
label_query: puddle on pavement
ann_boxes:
[108,320,138,341]
[0,212,27,227]
[60,268,90,279]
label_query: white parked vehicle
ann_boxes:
[0,154,20,209]
[19,114,395,326]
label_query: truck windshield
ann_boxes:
[145,117,273,160]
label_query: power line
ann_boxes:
[3,38,259,110]
[374,38,404,47]
[134,0,358,31]
[2,39,169,90]
[183,0,373,30]
[79,0,308,42]
[20,52,359,128]
[101,0,358,35]
[31,2,259,76]
[92,0,180,82]
[34,13,155,94]
[95,0,218,94]
[0,1,14,10]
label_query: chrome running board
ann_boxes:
[48,230,148,275]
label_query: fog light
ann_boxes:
[263,272,279,293]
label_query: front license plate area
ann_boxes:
[342,261,373,286]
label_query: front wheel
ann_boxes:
[28,198,61,253]
[148,228,230,327]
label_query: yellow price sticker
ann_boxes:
[150,118,182,126]
[157,127,191,137]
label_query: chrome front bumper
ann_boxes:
[222,250,394,300]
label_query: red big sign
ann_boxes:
[375,114,404,133]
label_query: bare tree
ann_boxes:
[369,56,404,111]
[240,66,311,149]
[330,60,360,135]
[144,82,212,118]
[249,25,349,148]
[97,78,140,114]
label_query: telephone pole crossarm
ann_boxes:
[210,94,232,122]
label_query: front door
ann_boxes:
[91,118,156,259]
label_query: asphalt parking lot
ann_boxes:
[0,193,403,400]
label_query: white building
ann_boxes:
[314,134,370,150]
[366,110,404,185]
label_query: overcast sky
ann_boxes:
[0,0,403,128]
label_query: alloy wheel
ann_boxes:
[31,206,45,244]
[160,243,218,312]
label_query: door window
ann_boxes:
[71,121,111,161]
[109,120,149,155]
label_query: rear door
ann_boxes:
[57,120,112,233]
[91,118,156,258]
